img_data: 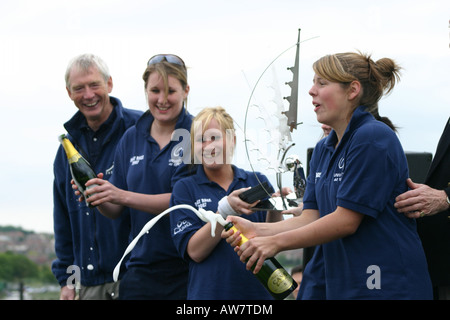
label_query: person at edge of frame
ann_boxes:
[395,116,450,300]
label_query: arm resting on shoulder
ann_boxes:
[395,178,450,218]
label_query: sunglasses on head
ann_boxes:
[147,54,185,67]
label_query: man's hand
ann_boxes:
[395,178,449,218]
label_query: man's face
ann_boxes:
[66,66,113,126]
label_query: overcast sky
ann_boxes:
[0,0,448,233]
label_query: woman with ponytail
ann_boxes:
[223,52,432,299]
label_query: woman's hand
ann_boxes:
[71,178,83,201]
[237,235,280,274]
[281,202,303,216]
[221,215,279,273]
[83,173,125,207]
[71,172,104,203]
[226,188,259,215]
[70,172,103,203]
[271,187,293,197]
[221,215,257,247]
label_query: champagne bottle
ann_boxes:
[224,222,297,300]
[59,134,98,207]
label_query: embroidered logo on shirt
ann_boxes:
[130,155,144,165]
[194,198,212,209]
[173,220,192,235]
[315,171,322,183]
[333,157,345,182]
[338,157,345,170]
[105,163,114,175]
[169,158,183,167]
[169,146,184,167]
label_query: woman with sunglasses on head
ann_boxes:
[78,54,193,299]
[223,52,433,300]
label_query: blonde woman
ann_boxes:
[223,52,433,300]
[170,107,282,300]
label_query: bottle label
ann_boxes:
[267,268,293,294]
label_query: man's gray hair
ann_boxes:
[65,53,111,88]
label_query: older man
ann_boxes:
[52,54,142,299]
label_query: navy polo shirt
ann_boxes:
[52,97,143,287]
[110,109,193,268]
[299,106,432,299]
[170,165,275,300]
[80,106,117,166]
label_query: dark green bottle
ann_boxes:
[224,222,297,300]
[59,134,98,207]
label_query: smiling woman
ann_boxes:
[169,106,284,300]
[77,53,194,300]
[191,107,236,167]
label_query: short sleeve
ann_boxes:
[336,128,404,218]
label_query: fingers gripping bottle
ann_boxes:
[59,134,98,207]
[224,222,297,300]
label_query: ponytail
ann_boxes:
[313,52,402,131]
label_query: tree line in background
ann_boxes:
[0,251,57,299]
[0,251,55,283]
[0,225,58,299]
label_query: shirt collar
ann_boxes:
[136,108,190,134]
[64,96,119,139]
[194,165,247,186]
[323,105,373,150]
